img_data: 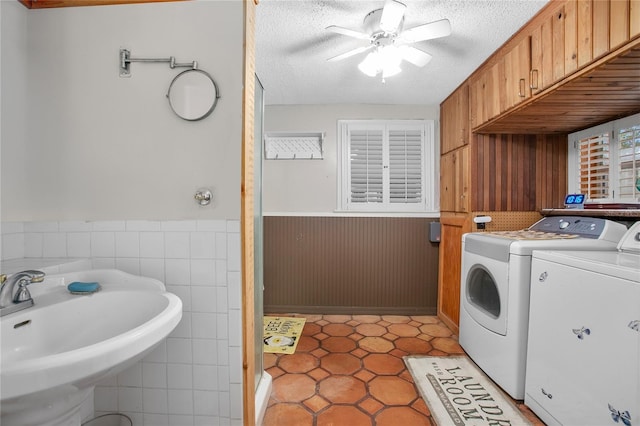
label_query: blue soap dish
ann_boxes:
[67,281,101,295]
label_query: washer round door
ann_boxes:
[461,248,509,336]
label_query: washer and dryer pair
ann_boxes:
[458,216,628,400]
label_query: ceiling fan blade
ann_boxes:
[327,45,374,62]
[398,45,433,67]
[380,0,406,33]
[397,19,452,43]
[326,25,371,40]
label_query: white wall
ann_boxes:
[1,1,243,221]
[0,1,30,226]
[262,104,439,214]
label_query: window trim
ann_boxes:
[337,119,436,213]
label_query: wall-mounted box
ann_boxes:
[264,132,324,160]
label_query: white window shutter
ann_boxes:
[388,128,423,204]
[349,128,384,204]
[578,133,610,200]
[338,119,433,212]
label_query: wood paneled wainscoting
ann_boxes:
[472,133,569,211]
[264,216,440,315]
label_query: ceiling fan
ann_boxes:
[326,0,451,80]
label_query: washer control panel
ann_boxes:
[529,216,626,241]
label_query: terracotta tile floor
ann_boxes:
[263,314,543,426]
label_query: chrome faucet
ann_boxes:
[0,270,45,317]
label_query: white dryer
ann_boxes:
[525,221,640,426]
[459,216,627,400]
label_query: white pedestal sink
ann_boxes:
[0,269,182,426]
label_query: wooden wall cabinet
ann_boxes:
[440,84,470,214]
[473,0,640,133]
[438,83,471,332]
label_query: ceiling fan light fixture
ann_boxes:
[327,0,450,80]
[358,52,380,77]
[358,46,402,78]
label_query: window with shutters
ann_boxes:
[568,113,640,203]
[337,120,435,212]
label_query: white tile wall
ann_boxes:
[0,220,243,426]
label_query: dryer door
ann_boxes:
[461,247,509,336]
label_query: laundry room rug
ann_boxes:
[263,316,306,354]
[404,356,532,426]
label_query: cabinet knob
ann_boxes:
[518,78,526,97]
[538,271,548,282]
[541,388,553,399]
[530,69,539,90]
[628,320,640,332]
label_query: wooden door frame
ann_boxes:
[241,0,258,424]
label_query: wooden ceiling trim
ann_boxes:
[19,0,186,9]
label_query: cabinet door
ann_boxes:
[576,0,593,68]
[593,0,611,58]
[552,3,567,82]
[439,147,469,213]
[527,259,639,426]
[437,214,470,332]
[563,0,578,75]
[530,14,554,94]
[440,152,456,212]
[469,62,503,128]
[440,85,469,154]
[486,60,503,120]
[503,37,531,111]
[611,0,631,49]
[531,0,590,92]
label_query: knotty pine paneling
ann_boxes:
[264,216,439,315]
[536,134,569,209]
[472,133,568,211]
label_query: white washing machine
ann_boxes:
[459,216,627,400]
[525,221,640,426]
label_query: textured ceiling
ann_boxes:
[256,0,548,106]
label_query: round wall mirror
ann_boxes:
[167,69,219,121]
